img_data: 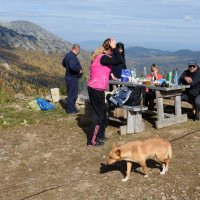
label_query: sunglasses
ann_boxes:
[188,65,196,69]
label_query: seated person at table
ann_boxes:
[179,61,200,121]
[145,64,163,110]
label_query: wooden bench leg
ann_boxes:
[120,125,127,135]
[134,112,145,133]
[126,111,135,134]
[120,111,145,135]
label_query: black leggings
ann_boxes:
[87,86,107,144]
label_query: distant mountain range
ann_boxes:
[1,20,200,78]
[126,46,200,58]
[125,46,200,76]
[0,20,91,63]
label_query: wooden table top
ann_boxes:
[109,80,190,91]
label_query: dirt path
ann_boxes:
[0,113,200,200]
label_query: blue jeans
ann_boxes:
[65,76,79,113]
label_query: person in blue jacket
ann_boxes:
[62,44,83,114]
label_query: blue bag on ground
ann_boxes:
[121,69,131,82]
[35,98,56,111]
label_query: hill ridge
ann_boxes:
[0,20,71,53]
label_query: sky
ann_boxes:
[0,0,200,51]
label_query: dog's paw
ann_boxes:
[144,174,149,178]
[160,171,165,175]
[122,177,129,182]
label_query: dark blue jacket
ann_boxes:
[62,51,82,78]
[179,67,200,97]
[110,53,126,79]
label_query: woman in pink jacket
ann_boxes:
[87,38,124,147]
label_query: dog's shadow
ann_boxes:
[100,159,162,177]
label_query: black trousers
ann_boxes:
[182,93,200,120]
[65,75,79,113]
[87,86,107,144]
[145,89,156,110]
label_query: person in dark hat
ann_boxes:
[179,61,200,120]
[109,42,126,91]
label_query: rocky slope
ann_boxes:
[0,20,73,54]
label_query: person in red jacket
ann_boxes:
[145,64,163,110]
[146,64,163,81]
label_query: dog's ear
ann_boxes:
[112,143,117,149]
[115,149,121,156]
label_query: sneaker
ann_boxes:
[87,141,105,147]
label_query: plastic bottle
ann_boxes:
[143,67,147,79]
[133,68,137,79]
[167,71,173,83]
[173,68,179,86]
[131,67,136,79]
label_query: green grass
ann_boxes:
[0,105,70,128]
[0,87,15,105]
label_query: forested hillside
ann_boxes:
[0,20,90,101]
[0,48,89,100]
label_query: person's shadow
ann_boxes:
[59,97,91,140]
[75,99,92,139]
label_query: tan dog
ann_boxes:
[107,138,172,181]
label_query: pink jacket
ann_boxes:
[87,54,111,91]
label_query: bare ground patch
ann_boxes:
[0,109,200,200]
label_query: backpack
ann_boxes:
[107,86,146,109]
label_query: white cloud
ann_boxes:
[184,15,193,21]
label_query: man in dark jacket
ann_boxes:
[179,61,200,120]
[62,44,83,114]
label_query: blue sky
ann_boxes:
[0,0,200,51]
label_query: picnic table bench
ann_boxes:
[109,80,190,131]
[120,105,148,135]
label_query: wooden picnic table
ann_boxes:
[109,80,190,129]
